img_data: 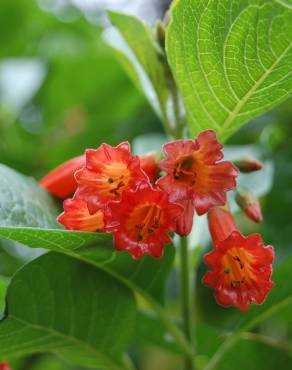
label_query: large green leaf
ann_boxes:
[0,252,136,369]
[104,11,184,136]
[166,0,292,140]
[203,257,292,370]
[0,227,174,305]
[0,164,59,228]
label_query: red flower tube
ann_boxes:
[106,182,183,259]
[203,207,274,311]
[140,152,159,184]
[157,130,238,215]
[40,155,85,199]
[175,200,195,236]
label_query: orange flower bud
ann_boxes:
[39,155,85,199]
[235,190,263,223]
[234,156,263,173]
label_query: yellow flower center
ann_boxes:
[127,204,162,241]
[173,155,197,186]
[222,247,255,288]
[97,162,131,199]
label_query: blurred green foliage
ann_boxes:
[0,1,292,370]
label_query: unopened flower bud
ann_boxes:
[235,190,263,223]
[40,155,85,199]
[234,156,263,173]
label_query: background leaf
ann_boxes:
[0,164,59,228]
[104,11,184,136]
[166,0,292,140]
[105,11,169,119]
[0,252,136,370]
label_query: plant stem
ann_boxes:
[179,236,195,370]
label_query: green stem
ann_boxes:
[179,236,195,370]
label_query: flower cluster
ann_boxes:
[51,130,237,259]
[41,129,274,310]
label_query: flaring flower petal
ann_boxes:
[75,141,148,206]
[106,182,183,259]
[157,130,238,215]
[204,209,274,311]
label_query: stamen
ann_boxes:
[173,155,196,184]
[130,205,162,240]
[233,255,244,269]
[222,247,255,289]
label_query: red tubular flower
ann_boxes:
[106,182,183,259]
[203,207,274,311]
[175,200,195,236]
[0,363,11,370]
[58,197,104,232]
[157,130,238,215]
[75,142,147,209]
[140,152,159,184]
[39,155,85,198]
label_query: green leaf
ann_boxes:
[105,11,168,118]
[0,252,136,370]
[0,164,59,229]
[0,227,174,305]
[215,338,292,370]
[203,257,292,370]
[166,0,292,140]
[196,324,292,370]
[0,276,8,313]
[133,310,180,354]
[104,11,182,135]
